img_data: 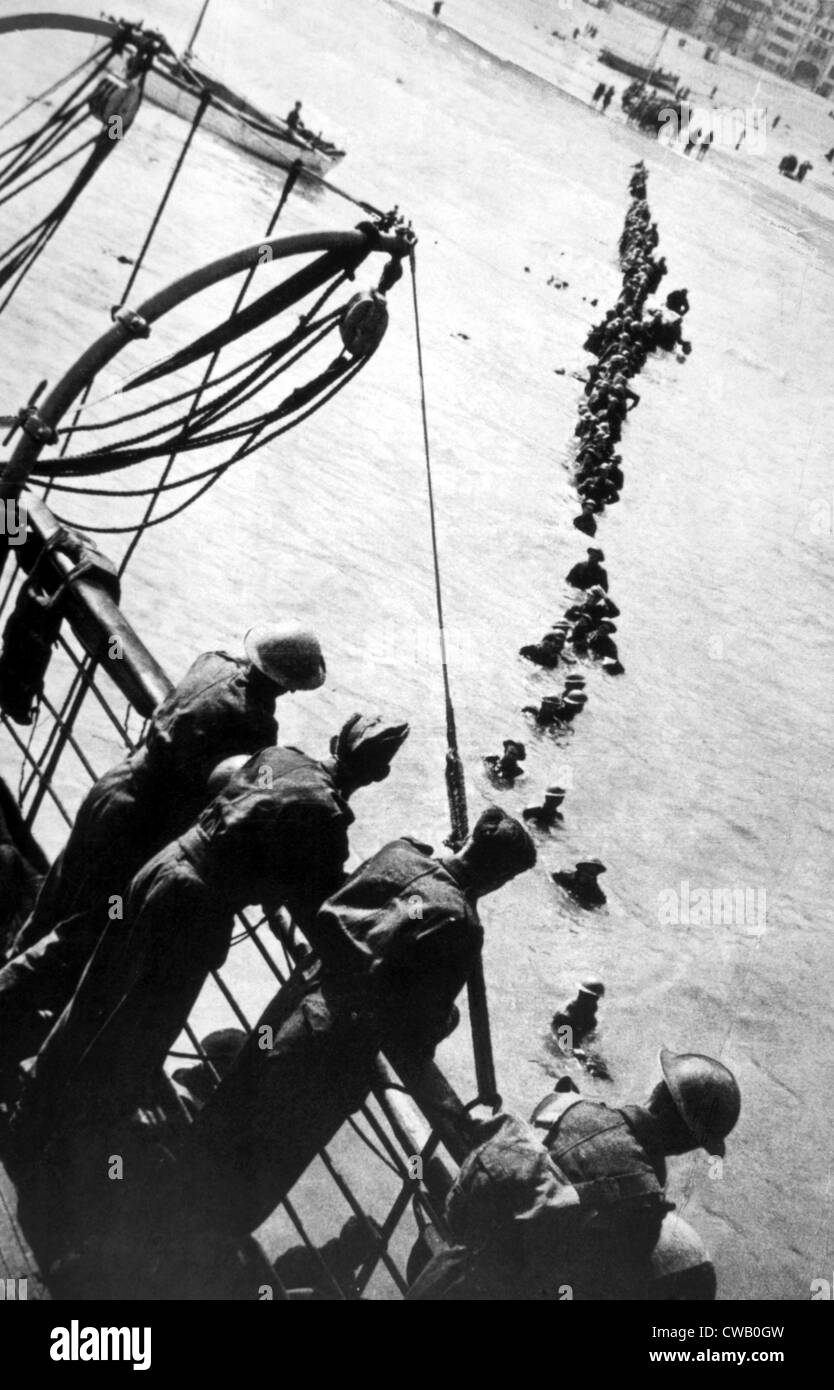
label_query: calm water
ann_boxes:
[0,0,832,1298]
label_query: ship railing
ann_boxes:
[0,499,469,1300]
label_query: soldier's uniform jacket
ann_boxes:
[21,756,352,1149]
[195,745,353,928]
[6,652,280,968]
[438,1098,672,1299]
[312,836,483,1055]
[166,840,486,1241]
[146,651,279,804]
[0,651,287,1076]
[540,1098,670,1251]
[565,560,609,592]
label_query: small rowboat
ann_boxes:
[143,53,345,178]
[0,11,346,178]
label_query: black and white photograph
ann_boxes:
[0,0,828,1348]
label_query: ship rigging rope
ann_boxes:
[408,248,500,1110]
[115,89,209,313]
[0,104,90,189]
[40,78,227,524]
[0,35,140,316]
[35,315,347,477]
[0,41,112,134]
[0,132,97,213]
[112,159,304,577]
[39,278,373,532]
[0,43,115,186]
[31,244,366,533]
[54,273,346,431]
[48,354,367,534]
[51,306,343,445]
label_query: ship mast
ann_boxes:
[644,15,671,90]
[184,0,212,60]
[643,0,689,91]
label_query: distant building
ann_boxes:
[617,0,834,93]
[699,0,772,56]
[753,0,834,94]
[618,0,769,55]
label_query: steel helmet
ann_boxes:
[659,1048,741,1157]
[331,713,410,782]
[205,754,250,798]
[244,621,325,690]
[577,973,605,998]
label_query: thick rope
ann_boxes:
[48,353,367,534]
[408,248,499,1109]
[0,82,131,314]
[50,312,341,453]
[114,159,302,572]
[0,42,112,134]
[41,86,234,510]
[39,318,342,476]
[115,89,210,312]
[0,132,97,213]
[0,45,115,186]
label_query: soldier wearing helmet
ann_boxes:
[148,808,537,1283]
[196,713,411,939]
[518,628,570,670]
[551,972,605,1043]
[147,620,326,814]
[522,785,566,830]
[586,619,621,665]
[573,500,600,537]
[407,1049,740,1301]
[552,857,607,907]
[565,548,609,593]
[567,585,620,624]
[522,692,587,729]
[13,714,409,1151]
[0,623,327,1091]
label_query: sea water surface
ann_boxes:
[0,0,831,1299]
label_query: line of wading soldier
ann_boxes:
[498,164,693,908]
[437,174,738,1299]
[519,161,690,707]
[0,611,741,1299]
